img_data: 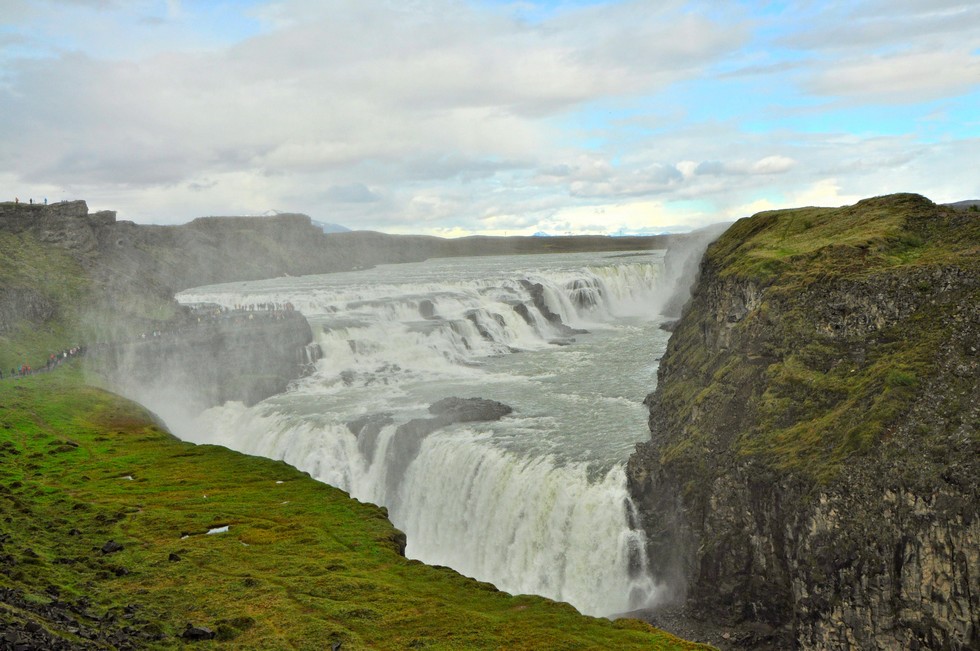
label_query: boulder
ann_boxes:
[427,397,512,423]
[100,540,123,555]
[182,624,215,641]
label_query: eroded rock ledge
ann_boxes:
[91,310,318,409]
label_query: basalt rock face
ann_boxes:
[627,194,979,650]
[92,311,318,409]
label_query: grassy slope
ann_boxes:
[660,193,979,482]
[0,229,180,372]
[0,231,90,371]
[0,369,709,650]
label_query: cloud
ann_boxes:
[695,155,795,176]
[0,1,976,235]
[785,1,980,53]
[806,49,980,103]
[323,182,383,203]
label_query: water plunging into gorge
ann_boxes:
[153,250,678,617]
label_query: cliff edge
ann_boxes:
[627,193,979,649]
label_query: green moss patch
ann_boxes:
[657,193,979,484]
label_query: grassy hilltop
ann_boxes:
[660,192,980,480]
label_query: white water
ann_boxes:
[164,251,675,616]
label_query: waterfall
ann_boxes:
[165,251,672,616]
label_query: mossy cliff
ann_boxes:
[627,194,979,649]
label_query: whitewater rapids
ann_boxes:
[162,250,675,616]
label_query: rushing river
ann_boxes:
[166,250,676,616]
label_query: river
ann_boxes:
[165,249,676,617]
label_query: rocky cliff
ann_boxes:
[91,309,318,410]
[627,194,979,650]
[1,200,697,297]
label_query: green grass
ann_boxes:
[0,231,91,371]
[656,193,980,484]
[0,229,180,372]
[0,369,710,650]
[711,194,978,283]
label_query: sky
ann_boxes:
[1,0,978,235]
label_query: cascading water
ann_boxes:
[163,250,674,617]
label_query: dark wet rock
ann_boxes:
[519,279,588,337]
[384,529,408,556]
[346,413,394,438]
[100,540,123,555]
[428,397,513,423]
[349,413,395,461]
[168,552,181,562]
[513,303,534,325]
[418,299,437,319]
[182,624,215,641]
[384,398,514,496]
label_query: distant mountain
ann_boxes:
[312,220,351,233]
[945,199,980,211]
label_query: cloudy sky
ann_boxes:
[1,0,977,235]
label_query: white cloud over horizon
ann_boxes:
[0,0,977,235]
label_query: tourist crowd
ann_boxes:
[1,303,299,380]
[2,346,84,380]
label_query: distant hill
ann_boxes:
[945,199,980,211]
[312,219,351,233]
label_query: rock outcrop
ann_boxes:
[91,310,318,409]
[627,194,979,650]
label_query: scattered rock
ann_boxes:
[182,624,215,641]
[100,540,123,555]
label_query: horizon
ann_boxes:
[1,0,977,236]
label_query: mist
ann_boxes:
[88,231,724,618]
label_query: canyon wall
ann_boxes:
[90,310,317,410]
[627,194,979,649]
